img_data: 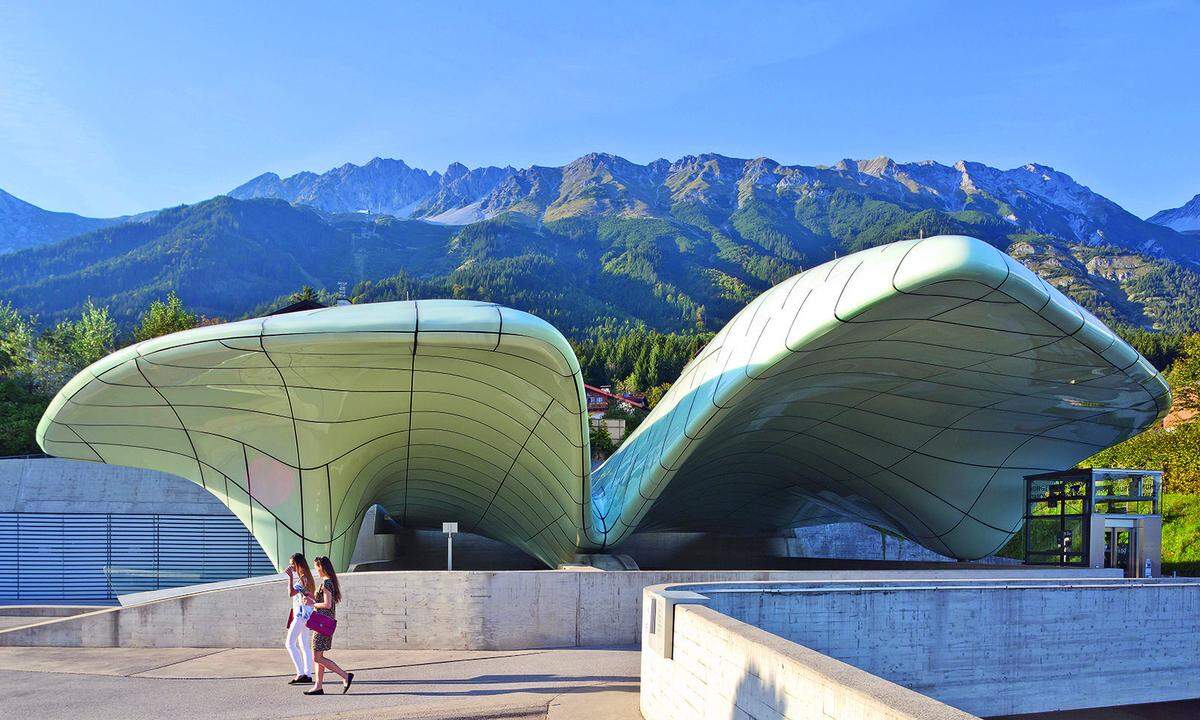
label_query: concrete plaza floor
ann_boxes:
[0,645,641,720]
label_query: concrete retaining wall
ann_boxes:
[644,578,1200,717]
[641,603,976,720]
[0,568,1101,650]
[0,457,227,515]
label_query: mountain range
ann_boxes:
[229,154,1200,257]
[2,153,1199,338]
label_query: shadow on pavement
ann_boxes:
[349,673,639,697]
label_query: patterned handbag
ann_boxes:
[306,611,336,636]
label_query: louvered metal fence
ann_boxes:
[0,512,275,603]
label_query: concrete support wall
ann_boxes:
[641,603,976,720]
[0,457,227,515]
[0,568,1094,650]
[649,578,1200,717]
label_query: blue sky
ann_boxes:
[0,1,1196,218]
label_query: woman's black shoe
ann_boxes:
[342,672,355,694]
[303,688,324,695]
[289,675,313,685]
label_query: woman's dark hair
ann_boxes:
[313,556,341,603]
[289,553,315,594]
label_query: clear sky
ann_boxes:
[0,1,1196,218]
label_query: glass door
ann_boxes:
[1104,526,1133,573]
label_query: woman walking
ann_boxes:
[284,553,315,685]
[303,556,354,695]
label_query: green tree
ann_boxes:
[590,424,615,457]
[1166,334,1200,409]
[645,382,672,409]
[134,292,199,342]
[28,300,117,393]
[0,301,36,374]
[0,377,46,456]
[67,299,117,367]
[292,285,318,303]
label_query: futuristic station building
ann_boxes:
[37,236,1171,571]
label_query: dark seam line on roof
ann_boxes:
[669,445,963,536]
[402,302,419,525]
[747,351,1125,399]
[68,427,530,544]
[889,238,923,295]
[64,382,575,446]
[843,313,1067,338]
[63,435,357,547]
[243,444,253,537]
[191,451,365,546]
[132,356,205,487]
[931,348,1135,537]
[635,414,953,541]
[143,335,577,380]
[132,321,560,360]
[332,443,587,532]
[259,335,305,546]
[952,300,1157,510]
[652,447,946,539]
[676,406,1118,450]
[494,307,504,351]
[372,470,511,506]
[892,291,1021,305]
[62,423,105,463]
[830,260,864,322]
[528,512,567,543]
[764,334,1114,371]
[878,340,1109,479]
[778,273,805,311]
[680,400,1119,459]
[98,366,581,425]
[472,398,555,535]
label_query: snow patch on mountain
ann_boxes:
[425,201,489,225]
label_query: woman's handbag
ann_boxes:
[306,610,337,637]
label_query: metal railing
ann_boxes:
[0,512,274,603]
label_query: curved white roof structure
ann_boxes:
[38,236,1170,568]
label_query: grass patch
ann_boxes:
[1162,493,1200,576]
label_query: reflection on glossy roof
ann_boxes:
[38,236,1170,569]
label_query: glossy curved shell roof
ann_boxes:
[38,236,1170,569]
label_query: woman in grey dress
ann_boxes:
[303,556,354,695]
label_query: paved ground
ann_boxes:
[0,646,641,720]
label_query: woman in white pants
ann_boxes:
[284,553,316,684]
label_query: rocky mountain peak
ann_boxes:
[857,156,897,177]
[443,161,470,180]
[1149,193,1200,233]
